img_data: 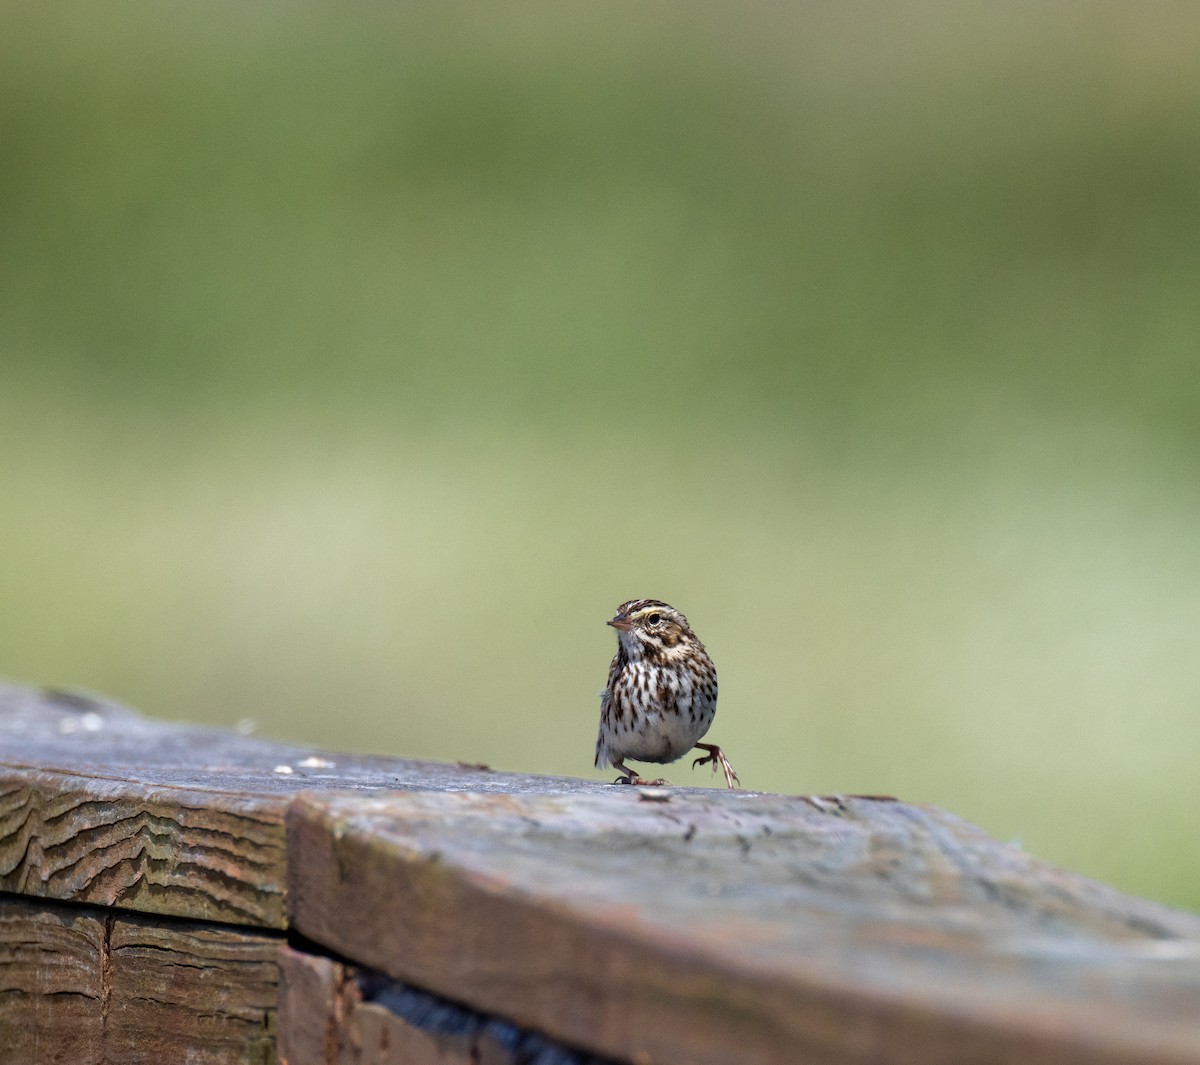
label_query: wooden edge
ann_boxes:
[0,768,290,929]
[0,893,278,1064]
[277,945,617,1065]
[0,680,618,930]
[285,790,1200,1065]
[278,946,353,1065]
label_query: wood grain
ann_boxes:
[288,789,1200,1065]
[4,679,1200,1064]
[0,894,278,1064]
[107,912,278,1064]
[0,772,290,928]
[0,682,610,929]
[0,894,105,1064]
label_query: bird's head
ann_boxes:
[608,599,695,658]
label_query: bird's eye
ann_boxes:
[647,613,662,625]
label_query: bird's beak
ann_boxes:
[608,615,633,631]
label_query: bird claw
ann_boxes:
[612,773,670,787]
[692,746,740,790]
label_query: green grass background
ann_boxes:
[3,3,1198,910]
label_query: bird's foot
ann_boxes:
[610,761,670,786]
[692,743,740,789]
[612,773,670,787]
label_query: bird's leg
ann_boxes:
[691,743,740,789]
[610,760,670,787]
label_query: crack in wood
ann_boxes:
[99,911,113,1053]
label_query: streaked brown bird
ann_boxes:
[594,599,739,789]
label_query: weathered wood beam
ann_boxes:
[0,894,278,1064]
[0,895,103,1062]
[277,946,617,1065]
[2,680,1200,1065]
[0,683,603,928]
[0,770,290,927]
[287,789,1200,1065]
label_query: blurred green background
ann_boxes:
[2,3,1198,910]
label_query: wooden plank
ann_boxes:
[0,683,607,794]
[0,682,606,929]
[277,946,347,1065]
[0,771,290,928]
[106,912,278,1064]
[6,679,1200,1064]
[0,894,278,1064]
[278,947,477,1065]
[0,894,104,1064]
[287,789,1200,1065]
[277,945,612,1065]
